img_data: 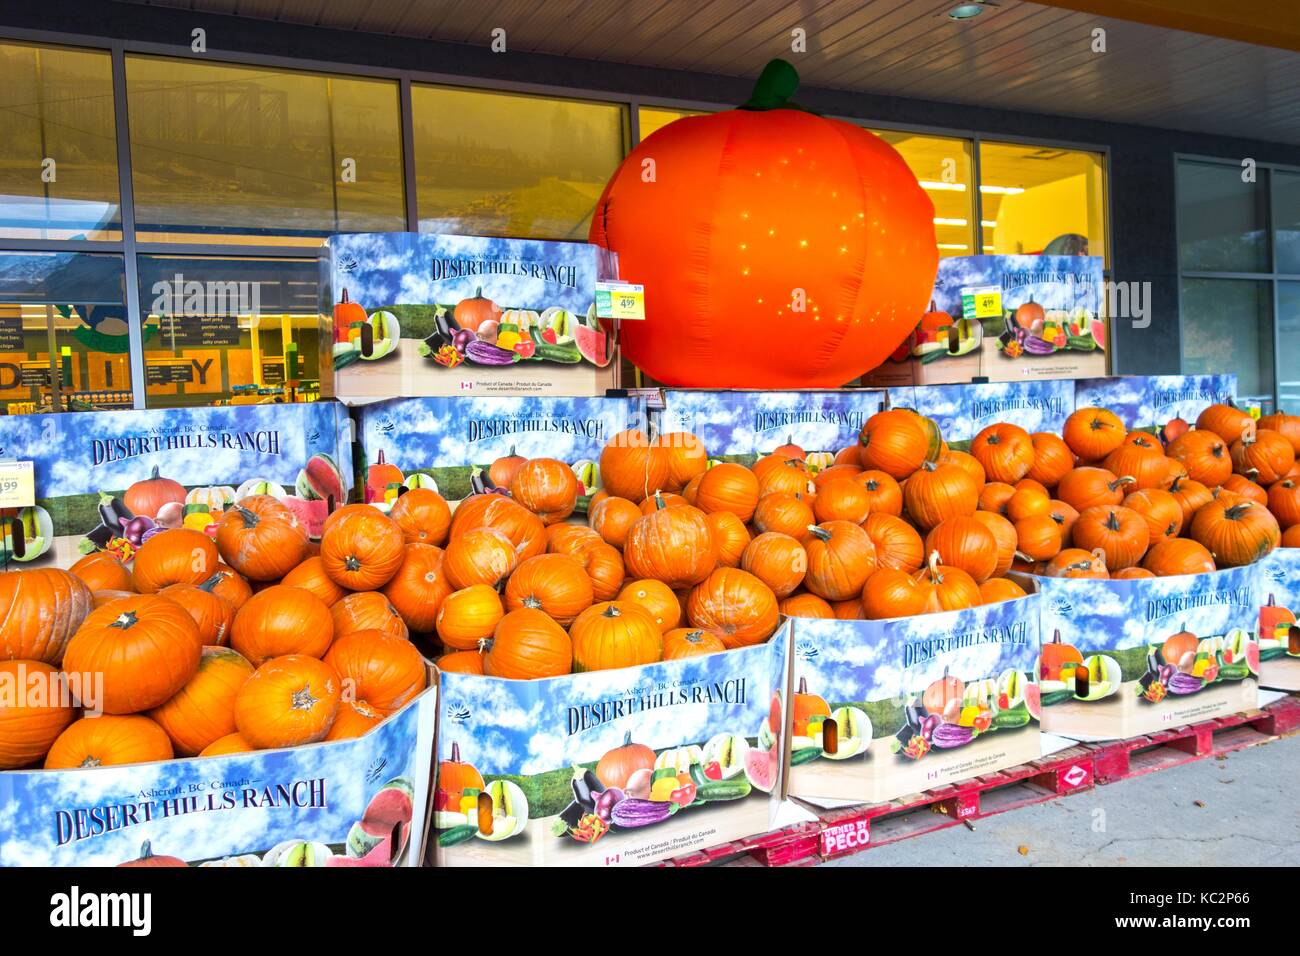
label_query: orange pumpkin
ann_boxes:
[382,543,454,632]
[450,495,546,562]
[854,470,903,517]
[803,521,877,600]
[779,592,835,618]
[653,432,709,493]
[860,569,929,619]
[1231,428,1295,485]
[124,465,187,520]
[616,579,682,632]
[1122,488,1184,543]
[1112,567,1155,579]
[326,699,390,741]
[45,714,173,769]
[325,628,427,710]
[902,462,980,530]
[488,447,527,490]
[280,555,348,606]
[595,731,655,789]
[1071,506,1150,570]
[510,458,580,525]
[1005,480,1051,522]
[1166,430,1233,487]
[911,552,981,611]
[757,459,812,499]
[970,510,1017,577]
[453,286,502,332]
[1267,478,1300,528]
[436,649,486,674]
[978,481,1016,515]
[1142,538,1217,576]
[752,492,816,538]
[1258,413,1300,453]
[215,495,309,581]
[695,463,761,522]
[388,488,452,547]
[159,578,235,646]
[1056,466,1133,513]
[331,591,409,642]
[861,513,924,572]
[741,532,808,597]
[924,516,998,583]
[132,529,220,593]
[858,409,933,479]
[234,654,342,749]
[1169,475,1214,524]
[1189,499,1280,567]
[231,585,334,665]
[662,628,727,659]
[706,510,751,568]
[599,429,669,504]
[64,594,203,714]
[1221,473,1268,505]
[148,645,254,756]
[69,553,133,594]
[320,508,406,591]
[206,565,254,610]
[443,528,519,590]
[1015,514,1063,561]
[686,568,780,648]
[978,577,1027,604]
[588,496,642,549]
[1026,432,1075,488]
[1284,524,1300,547]
[814,463,863,489]
[199,732,256,757]
[937,449,986,487]
[482,608,573,679]
[1196,403,1254,443]
[832,598,863,620]
[1102,438,1169,491]
[623,500,716,589]
[436,585,504,650]
[0,660,75,768]
[570,601,663,671]
[1043,548,1109,579]
[580,541,627,602]
[1063,407,1126,461]
[547,523,602,556]
[812,478,872,524]
[504,553,594,626]
[971,423,1034,484]
[0,568,94,664]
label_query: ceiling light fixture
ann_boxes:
[934,217,968,226]
[948,3,985,20]
[919,180,967,192]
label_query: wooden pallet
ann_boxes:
[799,745,1096,862]
[1089,700,1294,784]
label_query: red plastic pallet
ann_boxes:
[803,745,1096,862]
[1088,700,1293,784]
[653,820,822,868]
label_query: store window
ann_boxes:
[1180,277,1273,400]
[0,42,122,241]
[868,130,976,258]
[639,107,700,140]
[1177,160,1270,273]
[135,255,321,407]
[126,56,406,245]
[412,86,626,240]
[0,251,129,413]
[1273,170,1300,276]
[978,142,1106,261]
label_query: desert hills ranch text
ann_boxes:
[567,678,748,735]
[91,430,281,465]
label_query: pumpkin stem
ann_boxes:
[109,610,138,630]
[685,630,706,642]
[236,505,259,526]
[602,604,622,619]
[137,840,154,860]
[1110,475,1135,491]
[654,491,667,511]
[798,676,809,694]
[1105,511,1121,532]
[926,549,941,580]
[806,524,831,542]
[345,555,362,572]
[1268,593,1276,607]
[450,742,461,762]
[522,595,543,610]
[741,58,802,111]
[148,465,161,480]
[1225,502,1253,519]
[1051,628,1062,645]
[621,730,633,746]
[290,683,320,711]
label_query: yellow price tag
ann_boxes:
[0,461,34,509]
[594,282,646,321]
[960,285,1001,321]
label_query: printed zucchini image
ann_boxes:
[327,233,614,397]
[433,631,790,867]
[355,396,643,505]
[1033,565,1260,739]
[1256,550,1300,691]
[785,597,1042,806]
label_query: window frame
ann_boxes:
[0,21,1114,407]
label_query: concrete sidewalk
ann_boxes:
[824,732,1300,866]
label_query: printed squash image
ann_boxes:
[1040,628,1084,681]
[792,676,830,737]
[595,730,655,789]
[1259,593,1296,645]
[125,465,187,520]
[590,59,937,387]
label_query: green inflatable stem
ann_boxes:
[740,59,805,111]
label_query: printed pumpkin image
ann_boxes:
[589,59,937,388]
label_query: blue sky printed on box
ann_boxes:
[1074,376,1147,428]
[327,233,600,320]
[900,380,1072,442]
[0,692,434,866]
[1144,374,1237,426]
[438,627,790,777]
[790,598,1039,709]
[0,401,350,499]
[1259,548,1300,615]
[655,391,887,457]
[931,255,1103,316]
[1036,565,1257,655]
[357,396,642,472]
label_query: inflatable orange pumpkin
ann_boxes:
[590,60,937,388]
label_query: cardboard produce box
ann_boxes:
[432,626,791,867]
[861,255,1106,387]
[1030,566,1260,740]
[0,682,437,867]
[325,233,617,400]
[353,395,644,506]
[897,379,1073,449]
[654,389,887,466]
[1256,550,1300,692]
[1074,374,1237,430]
[785,596,1042,806]
[0,401,353,571]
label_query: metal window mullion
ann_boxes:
[970,134,984,257]
[110,43,146,411]
[399,75,419,232]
